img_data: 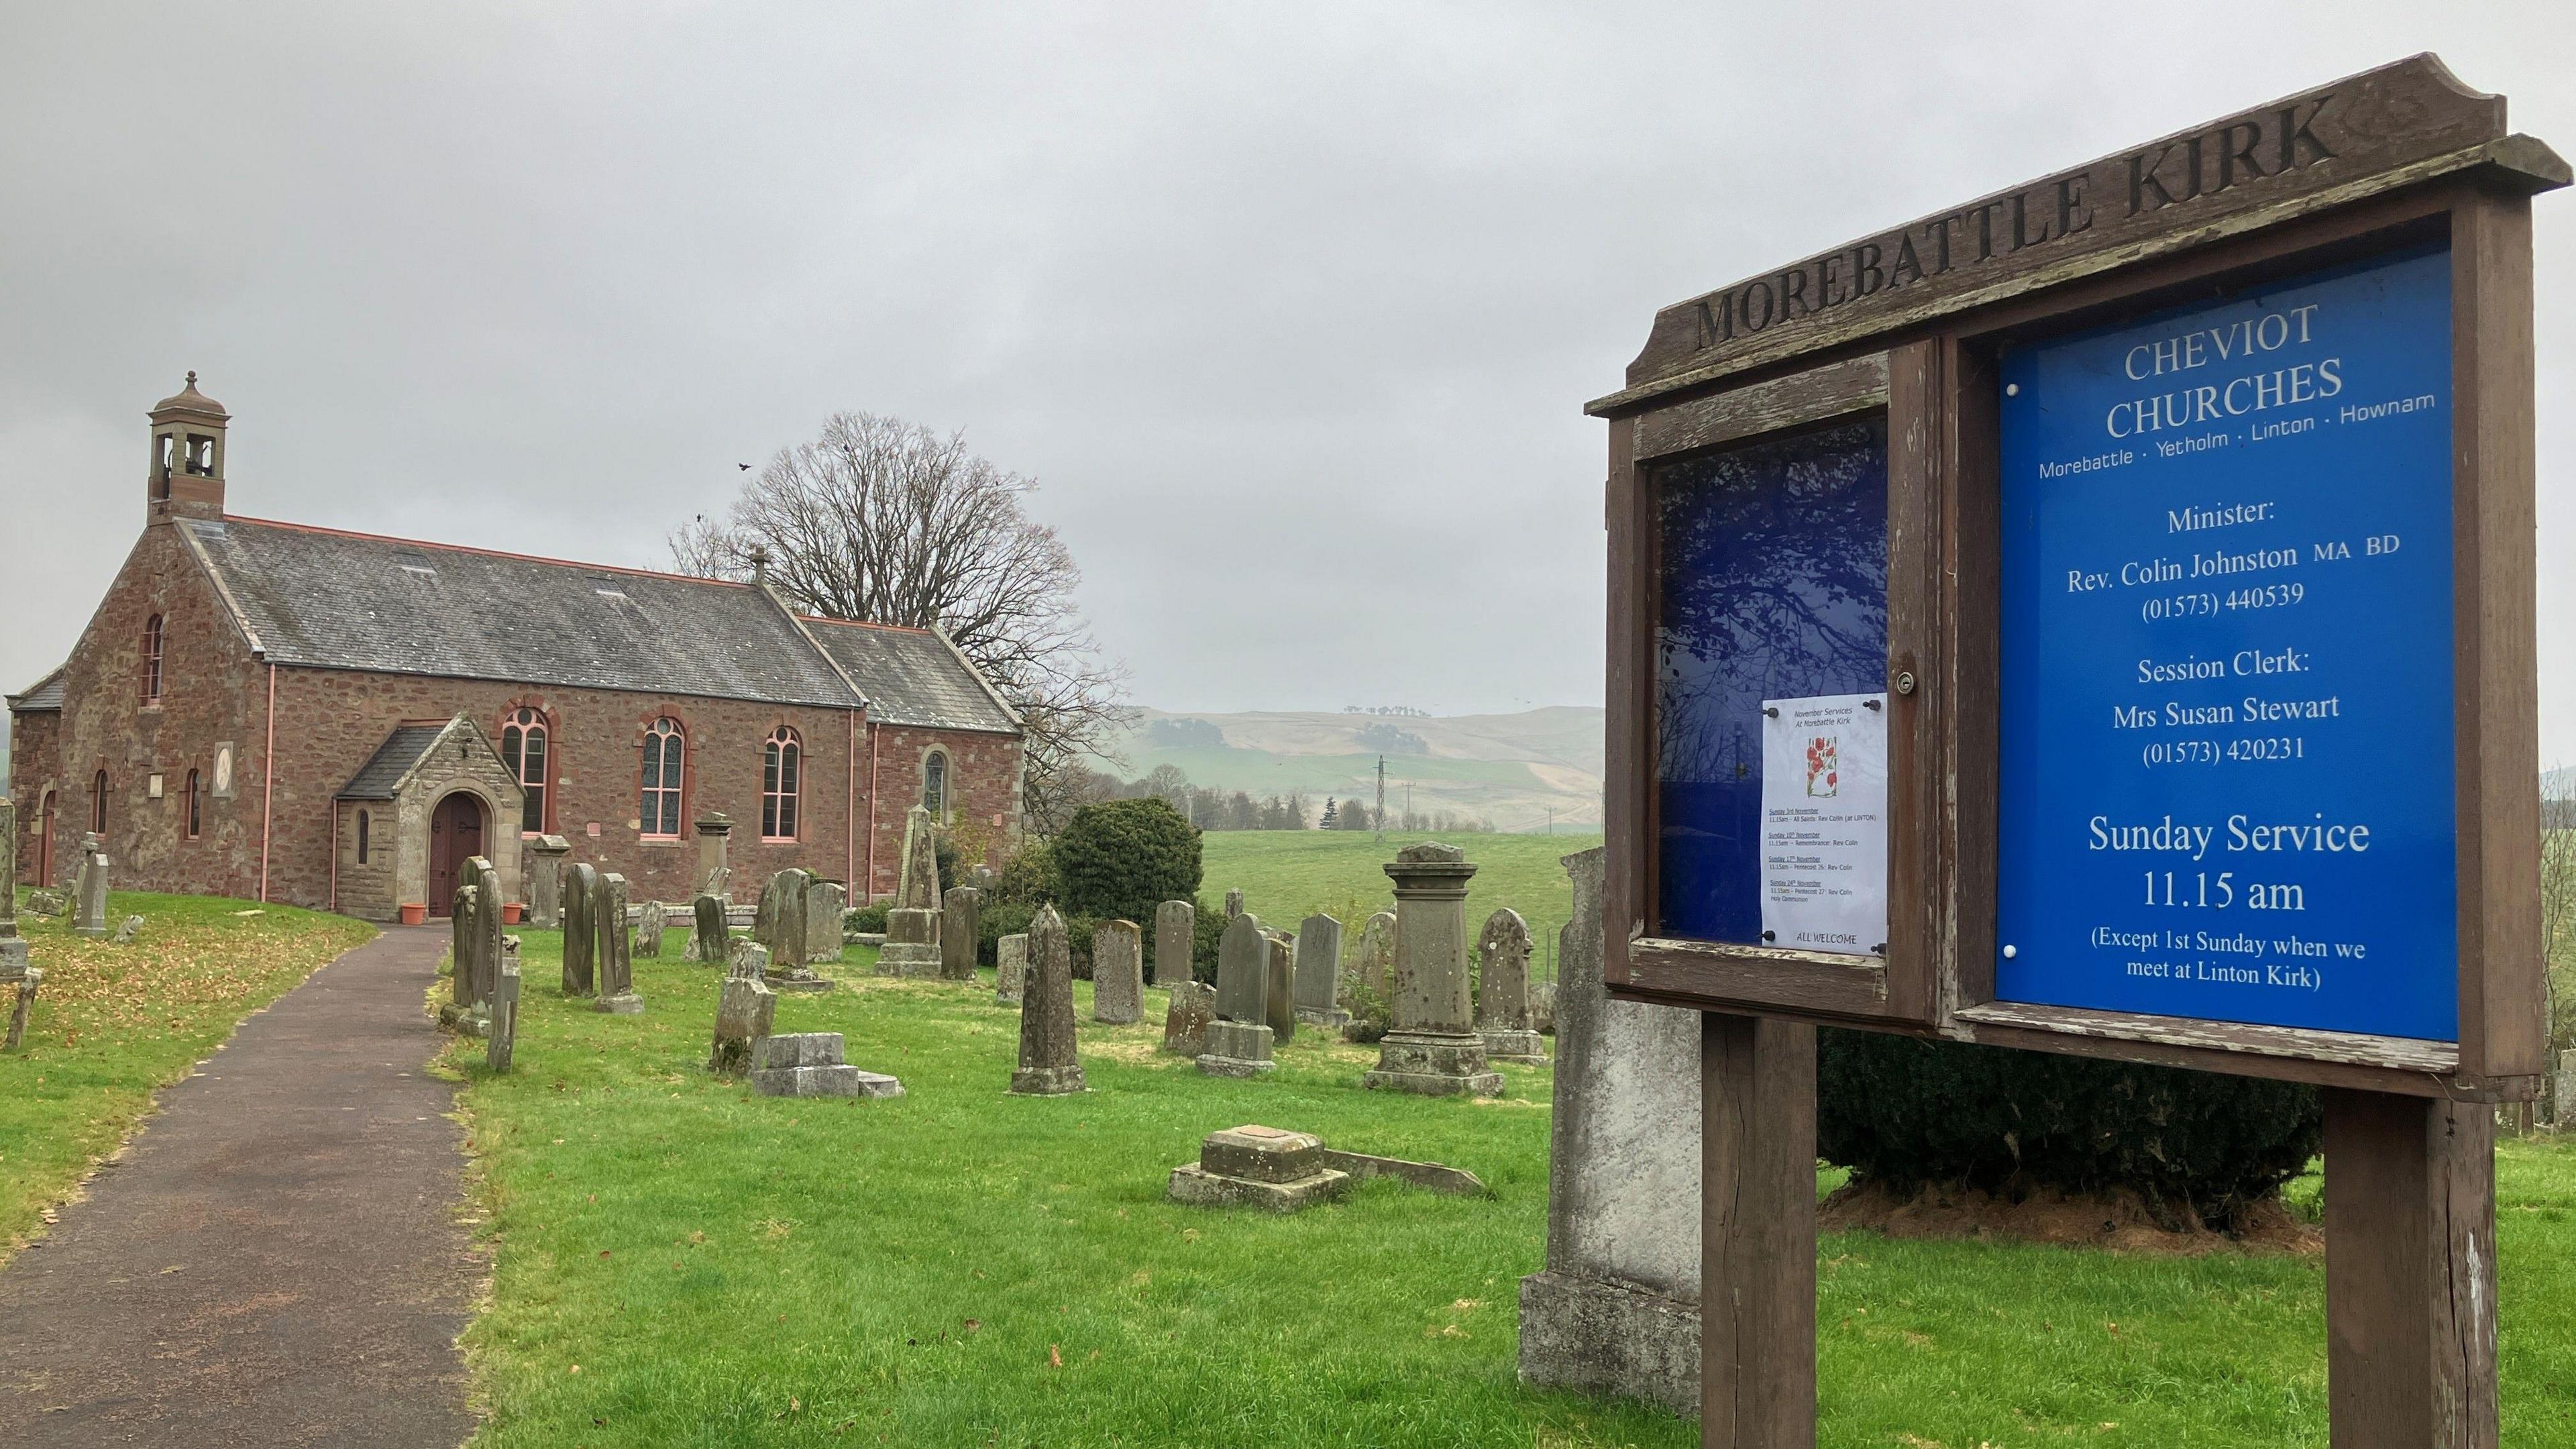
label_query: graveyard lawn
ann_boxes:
[0,890,376,1260]
[1197,830,1607,973]
[447,932,2576,1448]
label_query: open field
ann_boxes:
[1197,830,1605,982]
[449,928,2576,1447]
[0,890,374,1259]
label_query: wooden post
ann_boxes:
[2323,1088,2499,1448]
[1701,1012,1817,1448]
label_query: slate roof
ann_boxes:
[338,722,454,800]
[176,517,978,716]
[7,667,65,712]
[804,616,1020,734]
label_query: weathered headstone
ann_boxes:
[941,885,982,981]
[445,880,479,1021]
[1476,908,1546,1064]
[729,938,771,978]
[1197,912,1275,1078]
[694,811,733,895]
[692,893,731,963]
[1224,888,1244,922]
[1092,919,1144,1024]
[594,871,643,1014]
[72,838,109,938]
[634,900,667,959]
[1167,1125,1350,1212]
[1293,912,1348,1028]
[486,938,523,1072]
[5,967,39,1052]
[746,1032,904,1098]
[805,879,847,967]
[994,932,1029,1004]
[761,869,830,992]
[468,857,504,1015]
[1163,980,1216,1057]
[525,835,572,928]
[0,799,17,945]
[877,806,945,976]
[1264,932,1297,1046]
[1518,847,1701,1414]
[560,860,598,996]
[1153,900,1195,987]
[1355,910,1397,996]
[1364,842,1500,1096]
[1010,905,1086,1095]
[710,967,777,1074]
[0,806,28,1051]
[25,890,64,918]
[111,914,144,944]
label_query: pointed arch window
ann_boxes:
[640,717,685,839]
[91,770,109,834]
[923,749,950,822]
[762,727,802,841]
[185,769,202,839]
[500,706,550,835]
[141,614,164,703]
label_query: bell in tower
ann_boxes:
[148,370,229,523]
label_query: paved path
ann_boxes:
[0,926,478,1446]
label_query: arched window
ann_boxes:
[923,749,949,822]
[91,770,109,834]
[500,706,549,835]
[141,614,164,703]
[357,809,371,865]
[185,769,201,839]
[762,727,802,841]
[640,717,685,839]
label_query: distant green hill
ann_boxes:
[1097,706,1603,834]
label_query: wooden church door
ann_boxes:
[428,793,484,917]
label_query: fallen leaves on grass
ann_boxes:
[1048,1344,1063,1368]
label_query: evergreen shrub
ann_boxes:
[1818,1029,2322,1224]
[1052,799,1202,928]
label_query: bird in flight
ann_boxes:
[738,462,752,471]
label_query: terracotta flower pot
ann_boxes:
[501,902,524,925]
[398,902,427,926]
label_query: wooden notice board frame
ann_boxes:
[1595,54,2565,1103]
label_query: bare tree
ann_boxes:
[672,412,1132,835]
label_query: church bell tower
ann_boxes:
[147,371,228,524]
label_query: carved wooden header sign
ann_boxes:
[1593,54,2565,1099]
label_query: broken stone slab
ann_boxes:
[4,964,37,1052]
[1316,1149,1489,1197]
[111,914,144,944]
[1163,980,1216,1057]
[1167,1125,1350,1212]
[744,1031,905,1099]
[25,890,65,918]
[1195,1019,1275,1079]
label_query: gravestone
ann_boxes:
[0,804,28,1051]
[1517,847,1701,1414]
[1093,920,1144,1024]
[1010,906,1086,1095]
[1163,980,1216,1057]
[468,858,504,1017]
[1224,888,1244,922]
[25,890,63,918]
[1293,912,1348,1028]
[710,955,777,1075]
[877,806,945,976]
[111,915,144,944]
[560,861,598,996]
[995,932,1030,1005]
[443,880,479,1026]
[747,1032,904,1098]
[694,812,733,895]
[7,967,40,1052]
[804,879,846,967]
[1153,900,1195,987]
[594,871,643,1014]
[941,886,983,981]
[634,900,667,959]
[1475,908,1546,1063]
[72,838,109,938]
[486,939,523,1072]
[1264,932,1297,1045]
[1355,911,1397,996]
[1197,912,1275,1078]
[525,835,572,928]
[1167,1125,1350,1213]
[761,869,830,992]
[692,893,731,963]
[729,938,771,978]
[1363,843,1500,1096]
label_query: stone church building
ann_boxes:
[9,377,1025,920]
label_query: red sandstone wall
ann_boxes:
[858,723,1022,901]
[9,709,62,885]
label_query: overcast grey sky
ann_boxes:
[4,2,2571,759]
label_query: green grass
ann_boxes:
[0,889,375,1259]
[1196,830,1605,979]
[453,929,2576,1447]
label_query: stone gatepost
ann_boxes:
[1197,912,1275,1077]
[1477,908,1547,1063]
[694,812,733,896]
[941,886,983,981]
[1010,906,1086,1095]
[525,835,572,928]
[561,861,598,996]
[877,806,945,977]
[1517,847,1701,1414]
[595,871,643,1014]
[1153,900,1195,987]
[1363,842,1500,1097]
[1294,912,1348,1028]
[1093,920,1144,1024]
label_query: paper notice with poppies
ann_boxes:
[1759,692,1888,956]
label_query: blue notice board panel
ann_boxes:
[1996,247,2457,1040]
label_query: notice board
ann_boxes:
[1995,246,2457,1040]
